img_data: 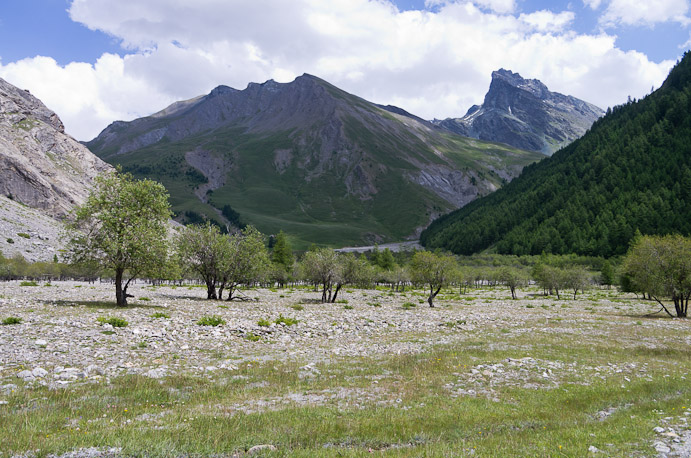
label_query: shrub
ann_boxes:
[6,238,14,244]
[197,315,225,326]
[139,297,151,301]
[17,233,30,239]
[245,332,261,342]
[20,281,39,287]
[1,316,22,325]
[257,318,271,327]
[344,305,354,310]
[336,299,349,304]
[402,302,417,309]
[368,302,381,308]
[150,312,170,319]
[290,304,304,311]
[97,316,128,327]
[275,315,298,326]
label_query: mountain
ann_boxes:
[434,69,603,155]
[421,53,691,258]
[0,77,110,218]
[87,74,543,248]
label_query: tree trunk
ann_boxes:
[331,284,342,303]
[115,268,127,306]
[206,279,217,300]
[226,284,236,301]
[428,285,441,307]
[510,286,517,300]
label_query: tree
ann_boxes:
[600,260,615,289]
[622,234,691,317]
[65,171,171,306]
[562,265,591,300]
[300,248,340,303]
[177,222,226,299]
[271,231,294,270]
[218,226,270,301]
[409,251,457,307]
[498,267,528,300]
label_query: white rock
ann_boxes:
[247,444,277,455]
[588,445,599,453]
[654,441,671,453]
[17,370,35,381]
[654,426,666,433]
[32,367,48,378]
[35,339,47,346]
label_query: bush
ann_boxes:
[20,281,39,287]
[139,297,151,301]
[97,316,128,327]
[290,304,304,311]
[197,315,225,326]
[257,318,271,327]
[1,316,22,325]
[275,315,298,326]
[344,305,354,310]
[17,233,30,239]
[245,332,261,342]
[402,302,417,309]
[150,312,170,319]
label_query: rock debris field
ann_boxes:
[1,280,690,457]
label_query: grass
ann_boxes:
[19,281,39,287]
[96,316,128,327]
[150,312,170,319]
[2,285,689,456]
[1,316,22,325]
[196,315,225,326]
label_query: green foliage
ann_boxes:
[290,304,304,311]
[17,233,30,239]
[257,318,271,327]
[409,251,458,307]
[244,332,261,342]
[402,301,417,309]
[65,171,171,306]
[274,315,298,326]
[97,316,129,327]
[177,222,226,300]
[6,238,13,244]
[197,315,226,326]
[150,312,170,319]
[622,234,691,317]
[1,316,22,325]
[271,230,294,269]
[19,281,39,287]
[422,52,691,257]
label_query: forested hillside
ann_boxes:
[421,52,691,257]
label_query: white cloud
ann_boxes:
[583,0,602,9]
[600,0,690,27]
[0,0,678,140]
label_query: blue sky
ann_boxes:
[0,0,688,139]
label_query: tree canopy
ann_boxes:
[65,171,171,306]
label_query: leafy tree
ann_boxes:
[177,222,226,299]
[218,226,270,301]
[409,251,457,307]
[65,171,171,306]
[271,231,294,270]
[300,248,340,303]
[498,267,528,299]
[600,260,615,289]
[622,234,691,317]
[377,248,396,270]
[562,265,591,300]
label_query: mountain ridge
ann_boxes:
[87,74,543,248]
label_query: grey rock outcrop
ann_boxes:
[0,77,111,218]
[435,69,603,155]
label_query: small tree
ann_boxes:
[65,171,171,306]
[300,248,340,303]
[218,226,270,301]
[563,265,591,300]
[177,222,227,299]
[271,230,294,270]
[409,251,457,307]
[622,234,691,317]
[498,267,528,300]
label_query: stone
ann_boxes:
[654,426,666,433]
[17,370,35,381]
[247,444,277,455]
[588,445,599,453]
[35,339,47,346]
[32,367,48,378]
[653,441,671,453]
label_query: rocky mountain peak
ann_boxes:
[435,69,603,155]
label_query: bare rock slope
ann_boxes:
[0,77,111,218]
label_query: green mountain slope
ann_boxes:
[421,52,691,257]
[87,75,542,249]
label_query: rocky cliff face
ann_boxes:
[435,69,603,155]
[0,78,111,218]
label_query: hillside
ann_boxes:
[421,53,691,258]
[434,69,603,155]
[0,77,110,218]
[87,74,543,248]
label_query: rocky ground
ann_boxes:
[0,195,65,262]
[1,281,690,457]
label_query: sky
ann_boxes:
[0,0,689,141]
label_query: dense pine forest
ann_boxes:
[420,52,691,257]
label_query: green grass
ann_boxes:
[196,315,226,326]
[1,316,22,325]
[19,281,39,287]
[96,316,128,327]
